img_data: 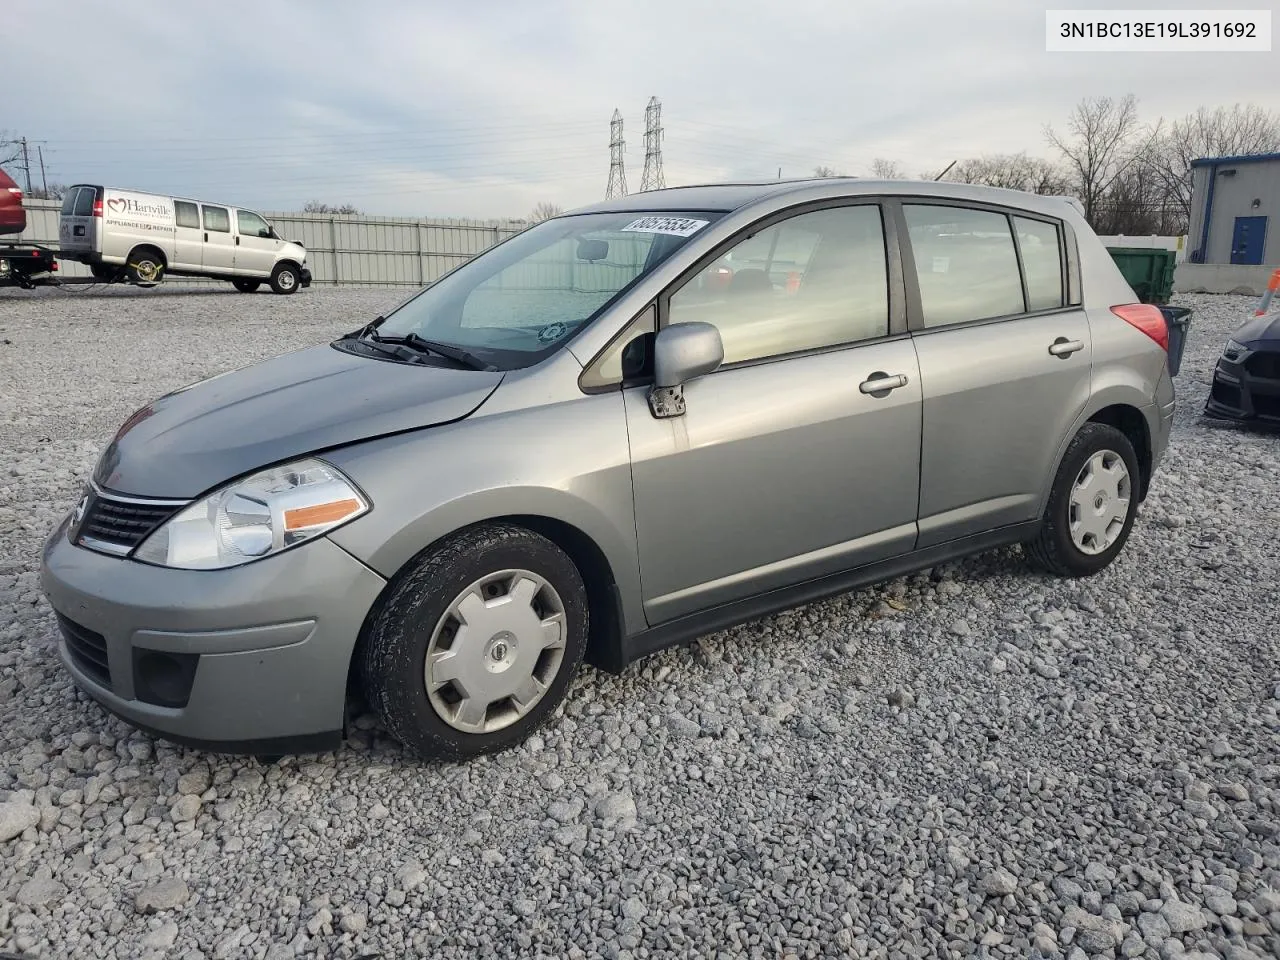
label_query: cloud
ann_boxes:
[4,0,1276,217]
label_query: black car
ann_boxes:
[1205,311,1280,425]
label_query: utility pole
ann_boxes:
[37,146,48,196]
[20,137,32,194]
[605,109,628,199]
[640,97,665,192]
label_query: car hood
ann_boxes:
[1233,312,1280,347]
[93,344,504,498]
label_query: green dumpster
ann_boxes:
[1106,246,1177,305]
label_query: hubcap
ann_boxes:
[424,569,566,734]
[1068,450,1131,555]
[279,271,296,290]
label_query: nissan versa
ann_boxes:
[41,179,1177,761]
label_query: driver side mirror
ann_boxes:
[648,321,724,419]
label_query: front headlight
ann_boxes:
[1223,339,1250,361]
[134,458,368,570]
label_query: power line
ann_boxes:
[640,97,665,192]
[606,108,627,199]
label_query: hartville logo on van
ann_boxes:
[106,197,172,219]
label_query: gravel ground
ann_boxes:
[0,284,1277,960]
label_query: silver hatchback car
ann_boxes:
[41,179,1177,760]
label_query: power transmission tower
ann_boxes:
[640,96,664,192]
[605,109,627,199]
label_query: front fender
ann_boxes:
[323,392,646,636]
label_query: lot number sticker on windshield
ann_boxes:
[620,216,710,238]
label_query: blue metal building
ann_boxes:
[1187,152,1280,267]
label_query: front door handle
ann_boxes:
[1049,338,1085,358]
[859,372,910,395]
[204,232,208,242]
[235,236,240,246]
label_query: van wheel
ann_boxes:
[269,263,300,295]
[126,249,165,287]
[360,523,588,761]
[232,279,261,293]
[1025,422,1141,578]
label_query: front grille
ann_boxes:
[78,492,181,552]
[1245,351,1280,381]
[1210,381,1242,409]
[1254,393,1280,419]
[56,613,111,688]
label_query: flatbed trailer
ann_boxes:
[0,242,120,288]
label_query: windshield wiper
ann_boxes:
[376,332,497,371]
[340,315,386,341]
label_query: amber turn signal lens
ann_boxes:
[284,498,361,531]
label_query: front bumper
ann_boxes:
[40,516,385,753]
[300,267,312,288]
[1204,350,1280,424]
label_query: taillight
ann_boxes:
[6,187,21,198]
[92,198,103,217]
[1111,303,1168,352]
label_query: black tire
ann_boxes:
[360,523,589,761]
[269,262,300,295]
[1025,422,1141,578]
[126,248,165,286]
[232,279,261,293]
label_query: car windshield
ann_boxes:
[372,211,722,369]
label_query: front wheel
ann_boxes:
[269,263,300,295]
[232,279,261,293]
[1025,422,1141,577]
[360,523,588,760]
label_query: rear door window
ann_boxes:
[202,205,230,233]
[1013,216,1064,311]
[174,201,200,229]
[72,187,96,218]
[903,204,1026,327]
[61,189,81,216]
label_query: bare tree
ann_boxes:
[1146,104,1280,226]
[303,200,361,215]
[28,182,68,201]
[527,201,564,223]
[0,131,22,171]
[944,153,1071,195]
[870,158,906,179]
[812,165,843,178]
[1044,95,1152,227]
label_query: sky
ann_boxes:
[4,0,1277,220]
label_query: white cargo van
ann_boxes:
[57,185,311,294]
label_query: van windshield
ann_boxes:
[373,211,721,369]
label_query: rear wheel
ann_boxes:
[126,248,165,287]
[360,523,588,760]
[269,263,300,295]
[1025,422,1140,577]
[232,279,261,293]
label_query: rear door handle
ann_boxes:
[1049,338,1085,358]
[235,236,240,246]
[859,372,910,395]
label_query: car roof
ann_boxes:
[569,177,1077,218]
